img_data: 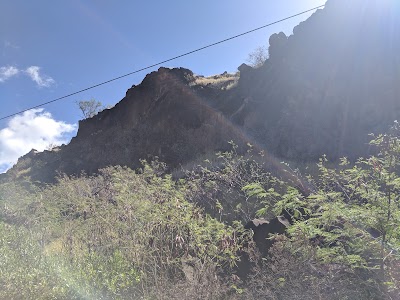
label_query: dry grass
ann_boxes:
[191,72,239,90]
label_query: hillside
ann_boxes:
[2,1,400,299]
[3,0,400,183]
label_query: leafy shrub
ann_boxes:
[0,162,247,299]
[2,126,400,299]
[243,123,400,299]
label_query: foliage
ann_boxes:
[2,126,400,299]
[243,123,400,299]
[245,234,383,300]
[0,222,67,300]
[183,143,282,223]
[0,162,247,299]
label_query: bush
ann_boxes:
[2,126,400,299]
[0,162,248,299]
[243,123,400,299]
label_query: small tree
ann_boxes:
[77,99,103,119]
[247,46,268,68]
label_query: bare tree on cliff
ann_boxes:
[77,99,103,119]
[247,46,268,68]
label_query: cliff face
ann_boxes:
[4,69,247,182]
[238,0,400,160]
[3,0,400,183]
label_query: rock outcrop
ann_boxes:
[3,0,400,183]
[3,69,247,182]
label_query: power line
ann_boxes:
[0,4,325,121]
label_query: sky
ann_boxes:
[0,0,326,172]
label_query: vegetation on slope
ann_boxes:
[1,125,400,299]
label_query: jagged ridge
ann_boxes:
[3,0,400,183]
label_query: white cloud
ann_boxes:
[0,109,77,172]
[25,66,55,88]
[0,65,55,87]
[0,66,19,82]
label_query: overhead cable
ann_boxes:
[0,4,325,121]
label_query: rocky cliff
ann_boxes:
[3,69,248,182]
[3,0,400,183]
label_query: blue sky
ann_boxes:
[0,0,326,172]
